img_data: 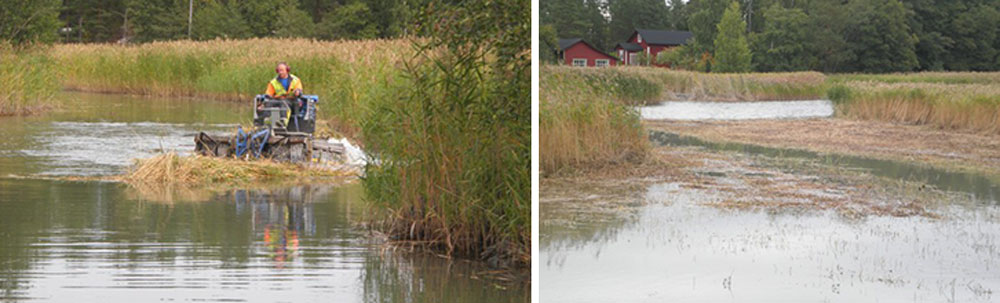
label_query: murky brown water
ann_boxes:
[0,92,527,302]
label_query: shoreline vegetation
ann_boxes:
[0,44,59,116]
[542,65,1000,176]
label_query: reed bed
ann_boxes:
[49,38,413,137]
[362,0,529,267]
[543,66,828,103]
[831,81,1000,134]
[122,152,355,186]
[541,66,649,174]
[829,72,1000,85]
[0,45,59,116]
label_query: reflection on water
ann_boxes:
[0,92,244,177]
[0,179,526,302]
[542,182,1000,302]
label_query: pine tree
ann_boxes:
[712,1,752,72]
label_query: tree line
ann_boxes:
[2,0,417,45]
[541,0,1000,73]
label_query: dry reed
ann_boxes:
[833,81,1000,134]
[122,152,355,187]
[541,66,649,174]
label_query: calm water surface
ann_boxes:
[0,92,526,302]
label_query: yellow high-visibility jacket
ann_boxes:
[266,75,303,98]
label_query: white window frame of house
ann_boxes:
[637,34,642,43]
[629,53,637,65]
[595,59,609,67]
[572,58,587,67]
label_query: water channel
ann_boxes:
[0,92,527,302]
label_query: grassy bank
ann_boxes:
[50,38,411,137]
[829,79,1000,135]
[0,45,59,116]
[541,66,650,174]
[543,66,827,103]
[829,72,1000,85]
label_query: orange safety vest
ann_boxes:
[267,74,302,98]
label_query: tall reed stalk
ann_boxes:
[0,44,59,116]
[540,66,649,173]
[361,0,530,266]
[830,81,1000,134]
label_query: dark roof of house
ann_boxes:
[616,42,642,52]
[558,38,584,50]
[557,38,617,59]
[634,29,693,45]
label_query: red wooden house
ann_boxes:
[558,38,617,67]
[614,29,692,65]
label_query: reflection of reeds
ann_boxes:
[123,181,214,203]
[831,81,1000,134]
[0,44,59,116]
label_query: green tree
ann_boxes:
[273,1,316,38]
[667,0,688,30]
[0,0,62,44]
[194,0,251,40]
[238,0,284,37]
[365,0,410,37]
[805,0,852,72]
[686,0,729,54]
[946,4,1000,71]
[843,0,918,72]
[752,3,813,71]
[60,0,132,43]
[316,1,378,40]
[609,0,672,46]
[539,24,560,64]
[713,1,752,72]
[128,0,188,42]
[541,0,609,51]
